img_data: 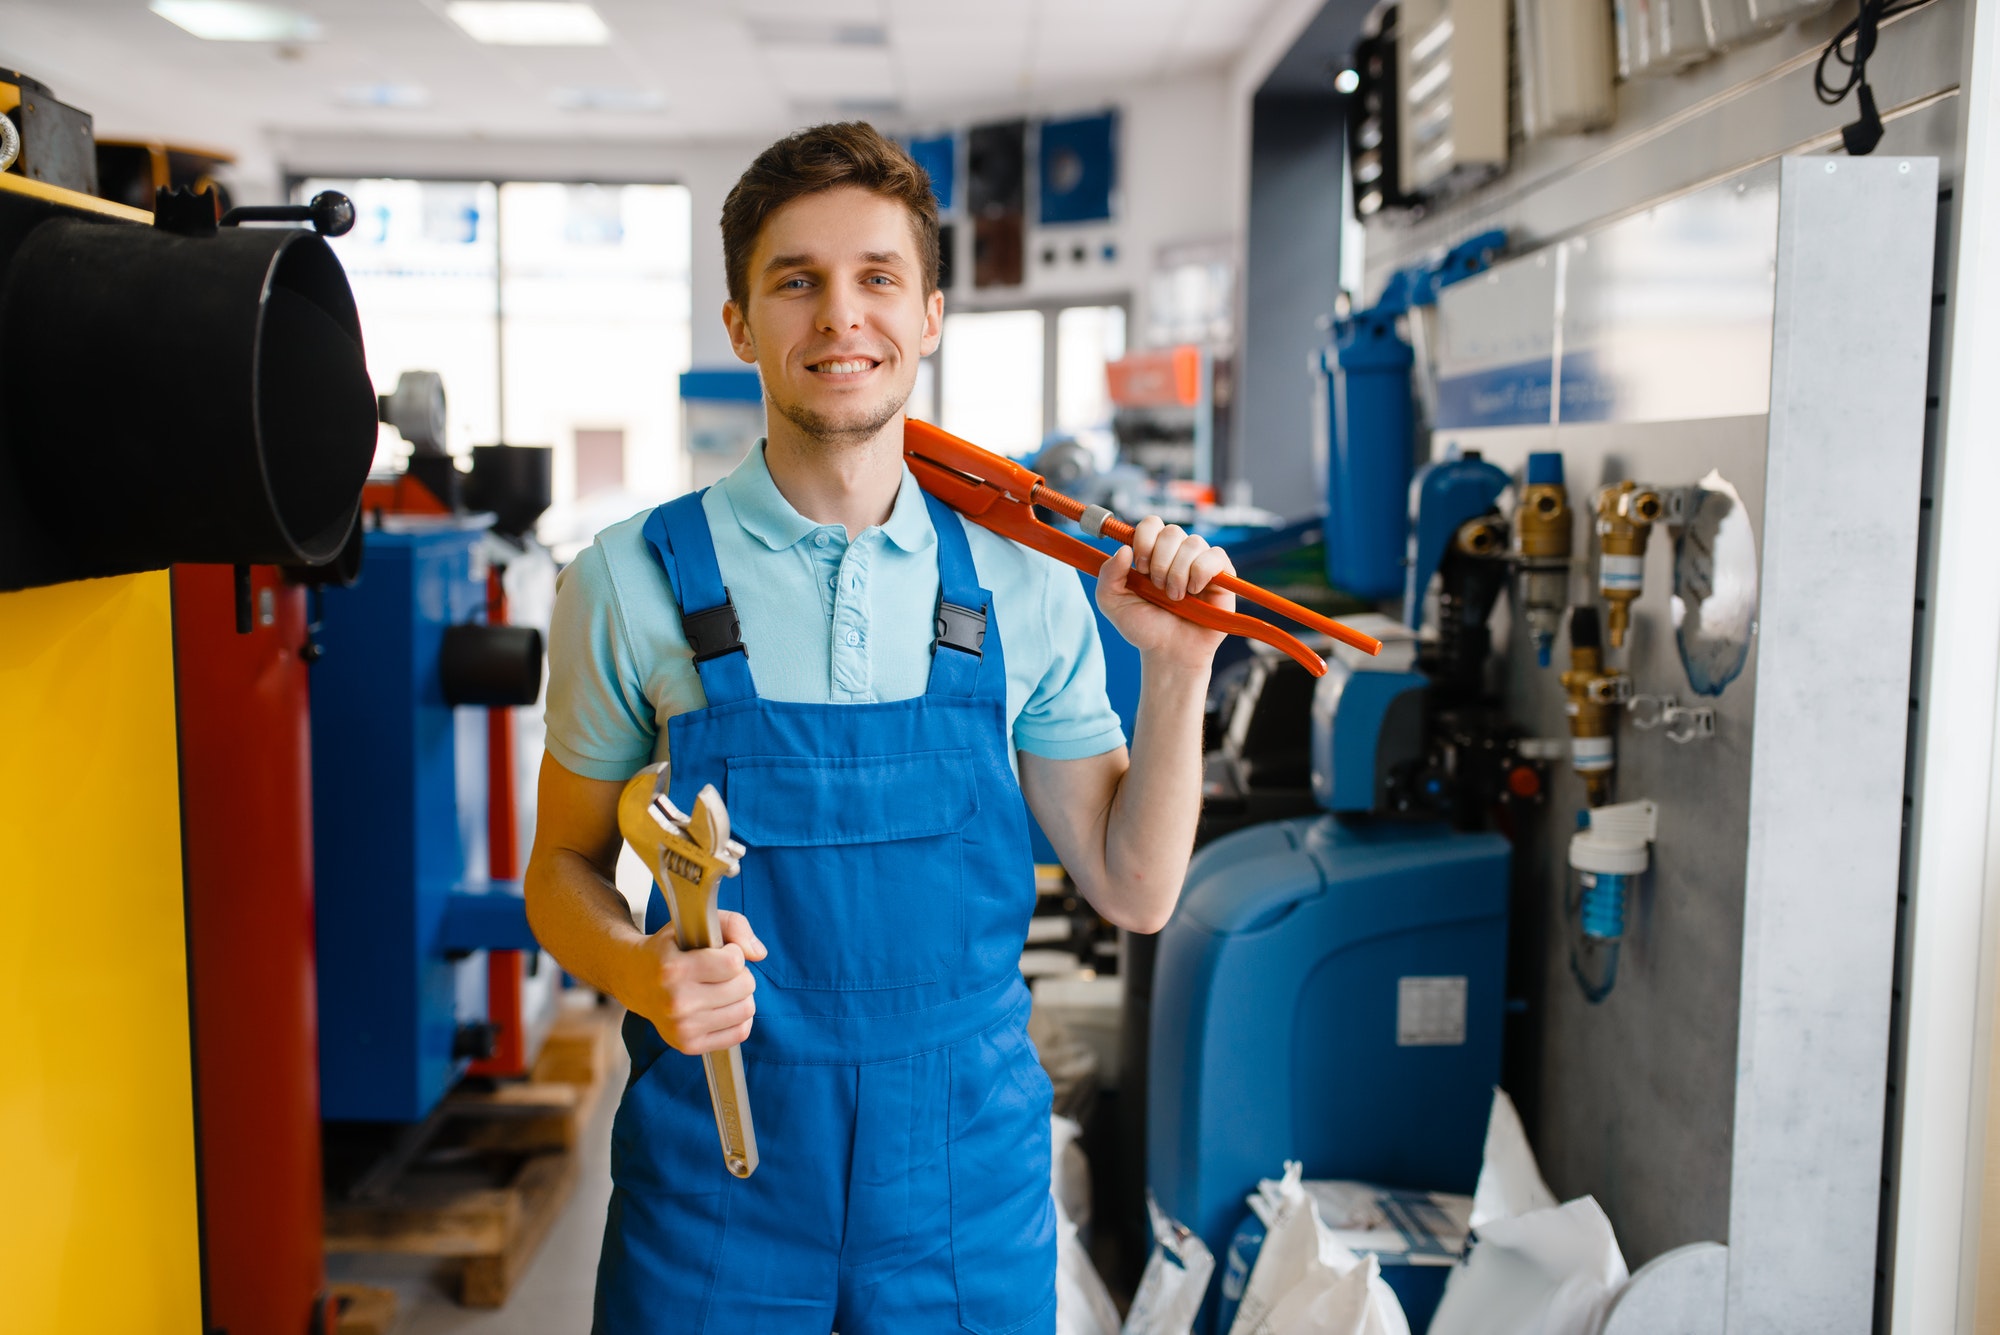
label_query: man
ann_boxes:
[525,122,1235,1334]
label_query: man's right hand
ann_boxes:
[621,910,768,1056]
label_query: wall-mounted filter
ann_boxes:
[1561,605,1629,806]
[1397,0,1509,195]
[1515,0,1616,139]
[1514,452,1572,667]
[1323,308,1416,599]
[0,182,376,590]
[1595,479,1664,649]
[1568,798,1657,1003]
[1614,0,1713,78]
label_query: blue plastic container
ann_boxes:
[1323,307,1415,599]
[1148,814,1509,1331]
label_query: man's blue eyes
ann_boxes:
[777,275,896,290]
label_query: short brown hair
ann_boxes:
[720,121,941,308]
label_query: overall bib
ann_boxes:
[594,490,1057,1335]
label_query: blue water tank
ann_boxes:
[1323,307,1415,599]
[1148,815,1509,1330]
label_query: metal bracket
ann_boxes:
[1629,694,1715,742]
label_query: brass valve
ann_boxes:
[1594,481,1663,649]
[1454,515,1508,558]
[1514,454,1572,667]
[1561,605,1628,806]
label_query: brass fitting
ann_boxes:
[1514,472,1572,668]
[1594,481,1663,649]
[1518,480,1571,559]
[1454,515,1507,558]
[1561,606,1627,806]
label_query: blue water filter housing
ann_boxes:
[311,526,536,1122]
[1323,308,1415,599]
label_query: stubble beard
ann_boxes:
[770,380,910,450]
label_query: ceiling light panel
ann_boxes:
[337,82,432,108]
[550,86,666,112]
[445,2,610,46]
[748,19,888,48]
[150,0,323,42]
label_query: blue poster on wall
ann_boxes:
[1038,111,1116,224]
[907,133,956,213]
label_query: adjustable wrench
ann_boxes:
[617,762,758,1179]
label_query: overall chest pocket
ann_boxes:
[725,748,979,991]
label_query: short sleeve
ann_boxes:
[543,542,659,782]
[1012,556,1127,760]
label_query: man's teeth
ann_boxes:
[813,359,873,374]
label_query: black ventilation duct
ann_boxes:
[466,443,552,540]
[440,623,544,707]
[0,182,376,591]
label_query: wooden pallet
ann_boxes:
[329,1283,397,1335]
[325,997,620,1309]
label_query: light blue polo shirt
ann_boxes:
[544,441,1127,782]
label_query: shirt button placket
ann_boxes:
[832,538,872,699]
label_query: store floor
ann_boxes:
[326,1038,630,1334]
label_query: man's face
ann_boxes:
[725,186,943,446]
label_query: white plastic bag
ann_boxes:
[1426,1196,1629,1335]
[1051,1114,1094,1236]
[1229,1163,1409,1335]
[1051,1116,1119,1335]
[1470,1088,1558,1229]
[1057,1204,1122,1335]
[1122,1193,1215,1335]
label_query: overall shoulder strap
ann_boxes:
[640,491,758,705]
[921,491,1001,700]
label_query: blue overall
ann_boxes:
[594,489,1056,1335]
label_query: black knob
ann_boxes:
[218,190,356,237]
[309,190,356,237]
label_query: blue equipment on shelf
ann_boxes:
[1150,427,1533,1333]
[1320,230,1506,600]
[1404,453,1511,631]
[311,524,542,1122]
[1147,809,1509,1332]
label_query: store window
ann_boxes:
[1055,304,1126,436]
[934,301,1128,461]
[297,177,692,523]
[940,308,1045,457]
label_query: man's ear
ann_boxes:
[919,287,944,357]
[724,299,758,364]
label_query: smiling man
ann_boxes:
[524,122,1236,1334]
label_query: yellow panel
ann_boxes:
[0,571,202,1334]
[0,171,153,224]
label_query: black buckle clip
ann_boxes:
[682,593,746,663]
[935,599,987,658]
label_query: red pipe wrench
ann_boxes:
[904,420,1382,676]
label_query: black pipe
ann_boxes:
[439,624,543,707]
[0,192,376,591]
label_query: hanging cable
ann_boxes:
[1815,0,1937,156]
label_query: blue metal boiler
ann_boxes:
[310,524,541,1123]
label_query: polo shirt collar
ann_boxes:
[721,439,936,554]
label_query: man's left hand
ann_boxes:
[1094,516,1236,671]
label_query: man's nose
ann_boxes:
[815,283,863,333]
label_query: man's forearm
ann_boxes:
[524,849,647,1003]
[1095,656,1210,933]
